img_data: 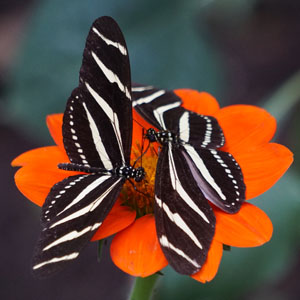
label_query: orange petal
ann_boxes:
[46,114,65,151]
[215,105,277,153]
[14,164,80,206]
[233,143,293,200]
[214,202,273,247]
[11,146,69,167]
[191,239,223,283]
[174,89,220,116]
[91,199,136,241]
[110,214,168,277]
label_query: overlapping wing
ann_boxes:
[163,107,225,148]
[155,144,215,275]
[63,16,132,169]
[133,85,245,213]
[132,85,224,147]
[165,107,245,212]
[182,144,245,213]
[132,84,182,130]
[33,173,124,277]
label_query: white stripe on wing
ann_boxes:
[92,27,127,55]
[85,82,126,164]
[168,144,210,223]
[156,196,203,249]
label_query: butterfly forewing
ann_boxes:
[63,88,113,169]
[132,84,182,130]
[34,173,124,277]
[183,144,245,213]
[155,144,215,275]
[132,85,224,148]
[63,16,132,168]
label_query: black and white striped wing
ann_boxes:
[163,106,225,148]
[32,17,133,277]
[133,86,245,213]
[155,143,215,275]
[132,84,182,130]
[33,173,124,277]
[163,107,245,212]
[63,16,132,169]
[182,144,245,213]
[157,107,245,213]
[132,85,224,147]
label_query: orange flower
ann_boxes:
[12,89,293,282]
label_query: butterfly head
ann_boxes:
[145,128,157,143]
[133,167,145,182]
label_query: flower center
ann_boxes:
[121,143,157,217]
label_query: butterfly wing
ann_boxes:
[33,174,124,277]
[182,144,245,213]
[155,143,215,275]
[133,86,245,213]
[132,84,182,130]
[163,106,225,148]
[164,107,245,212]
[63,16,132,169]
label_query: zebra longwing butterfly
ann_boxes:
[132,85,246,275]
[32,16,145,277]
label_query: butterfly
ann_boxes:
[132,85,246,275]
[32,16,145,278]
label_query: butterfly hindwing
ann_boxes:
[155,144,215,275]
[33,173,124,277]
[183,144,245,213]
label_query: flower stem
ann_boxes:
[129,274,160,300]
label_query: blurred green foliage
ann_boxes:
[4,0,224,141]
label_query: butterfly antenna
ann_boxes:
[133,140,151,168]
[151,144,159,157]
[140,128,145,167]
[128,179,149,198]
[133,127,151,168]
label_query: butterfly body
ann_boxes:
[58,162,145,182]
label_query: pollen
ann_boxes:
[121,142,158,217]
